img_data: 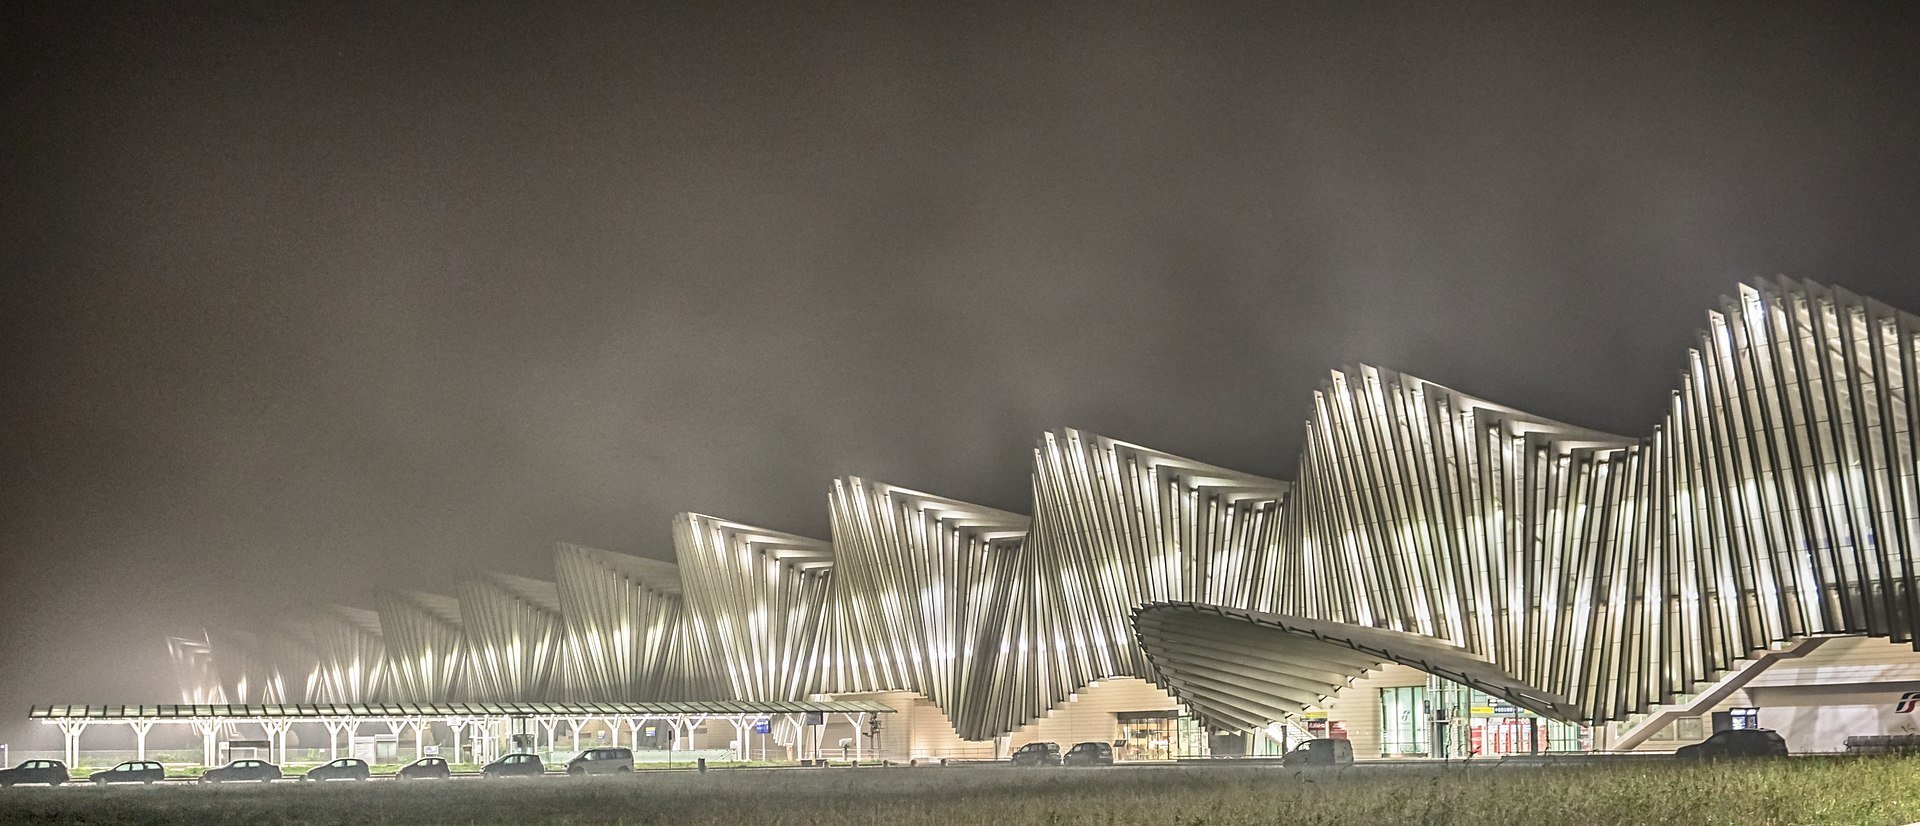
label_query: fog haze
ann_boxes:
[4,2,1919,748]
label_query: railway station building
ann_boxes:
[95,279,1920,764]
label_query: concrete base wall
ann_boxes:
[1009,678,1181,752]
[1724,636,1920,754]
[809,690,994,761]
[822,678,1181,761]
[1748,636,1920,752]
[1758,702,1915,753]
[784,635,1920,760]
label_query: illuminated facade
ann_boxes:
[305,605,388,703]
[1138,278,1920,736]
[164,635,222,705]
[458,572,565,702]
[172,279,1920,755]
[968,431,1290,740]
[823,477,1030,739]
[373,590,464,702]
[554,541,724,701]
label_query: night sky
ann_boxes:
[4,2,1919,749]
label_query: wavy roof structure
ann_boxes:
[173,278,1920,737]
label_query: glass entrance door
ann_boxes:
[1116,713,1207,760]
[1378,685,1429,757]
[1423,675,1589,756]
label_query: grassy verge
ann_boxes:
[3,757,1919,825]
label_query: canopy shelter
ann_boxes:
[29,700,895,767]
[1133,602,1581,734]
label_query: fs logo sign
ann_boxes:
[1895,692,1920,714]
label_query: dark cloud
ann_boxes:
[3,1,1919,747]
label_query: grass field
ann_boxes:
[4,758,1920,825]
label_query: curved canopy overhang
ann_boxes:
[1132,602,1578,732]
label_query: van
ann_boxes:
[1279,738,1354,767]
[566,747,634,775]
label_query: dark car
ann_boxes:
[1676,728,1789,760]
[481,753,545,778]
[397,757,451,780]
[566,747,634,776]
[89,760,164,785]
[304,758,370,782]
[1063,741,1114,767]
[1010,741,1061,767]
[1280,738,1355,767]
[0,759,69,787]
[199,759,281,784]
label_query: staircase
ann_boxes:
[1607,636,1831,751]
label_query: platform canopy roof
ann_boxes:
[30,700,894,720]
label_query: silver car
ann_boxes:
[565,747,634,775]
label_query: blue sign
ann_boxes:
[754,719,771,734]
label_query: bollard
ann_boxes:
[697,758,707,773]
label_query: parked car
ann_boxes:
[1010,741,1062,767]
[1280,738,1355,767]
[304,758,370,782]
[89,760,165,785]
[566,747,634,776]
[1676,728,1789,760]
[1063,741,1114,767]
[0,759,69,787]
[199,759,281,784]
[397,757,451,780]
[481,753,545,778]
